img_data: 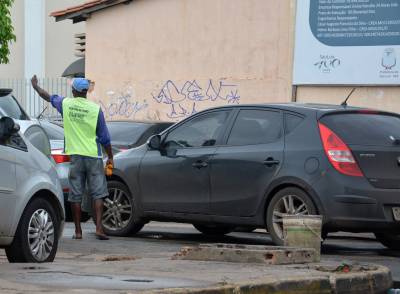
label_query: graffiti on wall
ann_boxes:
[98,85,149,119]
[152,79,240,119]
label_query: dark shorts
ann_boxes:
[68,155,108,203]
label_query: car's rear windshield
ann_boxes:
[107,122,151,146]
[320,112,400,146]
[0,94,29,120]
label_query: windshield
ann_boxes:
[0,94,29,120]
[320,112,400,146]
[107,122,151,146]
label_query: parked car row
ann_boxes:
[1,87,400,265]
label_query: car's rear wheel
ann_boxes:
[99,181,144,236]
[266,187,317,246]
[374,232,400,250]
[193,224,234,236]
[5,198,60,263]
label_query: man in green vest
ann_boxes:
[31,75,112,240]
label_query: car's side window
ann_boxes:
[1,133,28,152]
[227,109,282,146]
[164,111,230,148]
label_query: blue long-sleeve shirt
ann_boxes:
[50,95,111,147]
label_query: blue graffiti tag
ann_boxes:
[152,79,240,119]
[99,92,148,119]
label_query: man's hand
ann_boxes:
[31,75,38,88]
[105,157,114,176]
[106,157,114,167]
[30,74,50,102]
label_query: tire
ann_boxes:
[266,187,317,246]
[5,198,60,263]
[375,232,400,250]
[193,224,234,236]
[235,226,256,233]
[98,181,144,236]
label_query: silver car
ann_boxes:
[0,116,64,263]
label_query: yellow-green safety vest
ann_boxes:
[62,97,101,158]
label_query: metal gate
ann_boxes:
[0,78,72,119]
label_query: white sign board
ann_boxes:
[293,0,400,85]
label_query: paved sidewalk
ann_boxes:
[0,223,393,293]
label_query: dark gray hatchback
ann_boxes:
[104,103,400,249]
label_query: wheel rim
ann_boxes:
[28,209,55,262]
[272,194,310,240]
[103,188,133,231]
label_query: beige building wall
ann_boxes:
[85,0,399,121]
[86,0,296,121]
[296,87,400,113]
[0,0,24,78]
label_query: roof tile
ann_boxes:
[50,0,127,18]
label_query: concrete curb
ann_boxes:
[146,265,392,294]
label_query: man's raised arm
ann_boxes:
[31,75,51,102]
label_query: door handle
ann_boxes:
[192,160,208,169]
[263,157,280,167]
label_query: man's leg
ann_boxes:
[71,203,82,239]
[87,157,109,240]
[68,155,85,239]
[94,199,107,237]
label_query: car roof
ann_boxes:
[107,120,173,125]
[204,102,381,117]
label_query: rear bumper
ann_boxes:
[312,169,400,232]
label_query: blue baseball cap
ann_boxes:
[72,78,90,92]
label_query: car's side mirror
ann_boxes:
[0,117,20,140]
[148,134,162,150]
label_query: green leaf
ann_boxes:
[0,0,16,64]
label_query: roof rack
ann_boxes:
[0,89,12,97]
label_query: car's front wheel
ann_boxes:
[100,181,144,236]
[375,232,400,250]
[266,187,317,246]
[5,197,60,263]
[193,224,234,236]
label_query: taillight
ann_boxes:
[52,149,70,164]
[318,122,363,177]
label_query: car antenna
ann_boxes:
[341,88,356,107]
[36,106,48,120]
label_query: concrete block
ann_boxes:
[173,243,316,265]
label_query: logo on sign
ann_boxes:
[379,48,399,79]
[314,55,341,73]
[381,48,397,70]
